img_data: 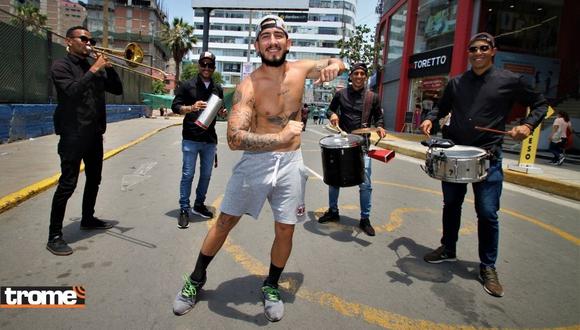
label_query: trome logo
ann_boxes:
[1,286,85,308]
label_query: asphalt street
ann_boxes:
[0,122,578,329]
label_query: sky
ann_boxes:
[164,1,379,29]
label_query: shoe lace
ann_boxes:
[482,268,499,284]
[262,286,280,302]
[181,276,197,298]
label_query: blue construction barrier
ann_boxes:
[10,104,56,141]
[0,105,12,143]
[0,104,146,143]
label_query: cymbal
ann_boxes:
[351,127,378,134]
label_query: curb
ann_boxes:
[0,123,181,214]
[375,137,580,202]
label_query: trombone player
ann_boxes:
[47,26,123,256]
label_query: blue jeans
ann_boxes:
[328,154,372,219]
[179,140,217,211]
[440,157,503,269]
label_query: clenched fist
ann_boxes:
[279,120,304,143]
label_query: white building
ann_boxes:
[190,1,358,104]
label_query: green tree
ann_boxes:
[151,79,166,94]
[160,18,196,86]
[181,63,224,85]
[337,25,383,73]
[12,2,47,35]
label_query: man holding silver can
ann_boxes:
[171,51,227,229]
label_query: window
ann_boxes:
[413,0,457,53]
[482,0,562,57]
[223,62,241,72]
[319,27,338,35]
[386,3,407,62]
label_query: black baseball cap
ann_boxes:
[469,32,496,48]
[199,51,216,63]
[349,62,368,75]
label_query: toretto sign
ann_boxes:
[409,46,453,78]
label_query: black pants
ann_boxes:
[549,138,567,162]
[49,134,103,238]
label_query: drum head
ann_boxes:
[319,134,364,149]
[435,145,487,158]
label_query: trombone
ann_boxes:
[89,43,168,81]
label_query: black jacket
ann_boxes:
[51,53,123,136]
[171,75,224,143]
[426,66,547,150]
[328,86,384,133]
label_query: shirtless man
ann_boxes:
[172,15,346,322]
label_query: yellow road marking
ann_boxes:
[208,198,467,329]
[209,197,577,329]
[0,123,181,214]
[373,180,579,246]
[206,178,579,328]
[500,208,580,246]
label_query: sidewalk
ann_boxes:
[0,116,182,213]
[374,132,580,201]
[1,117,579,214]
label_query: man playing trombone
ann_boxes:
[47,26,123,256]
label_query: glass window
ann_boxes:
[414,0,457,53]
[386,3,407,62]
[482,0,562,57]
[223,62,241,72]
[319,27,338,35]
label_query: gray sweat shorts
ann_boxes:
[220,149,308,224]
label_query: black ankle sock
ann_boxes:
[190,252,214,282]
[264,263,284,288]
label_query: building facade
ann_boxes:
[376,0,578,132]
[0,0,86,39]
[190,0,358,104]
[84,0,170,82]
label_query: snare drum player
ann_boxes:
[419,32,547,297]
[318,62,386,236]
[172,15,346,321]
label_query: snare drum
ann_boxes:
[423,145,490,183]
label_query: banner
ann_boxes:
[518,105,555,165]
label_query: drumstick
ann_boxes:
[475,126,510,135]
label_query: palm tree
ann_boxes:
[161,18,196,85]
[12,2,47,35]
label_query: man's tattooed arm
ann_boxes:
[305,58,346,80]
[306,60,326,79]
[227,82,287,151]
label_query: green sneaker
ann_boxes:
[172,275,206,316]
[261,284,284,322]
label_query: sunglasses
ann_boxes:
[73,35,96,46]
[468,45,491,53]
[199,62,215,69]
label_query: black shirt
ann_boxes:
[328,86,384,133]
[51,53,123,136]
[426,66,547,150]
[171,75,224,144]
